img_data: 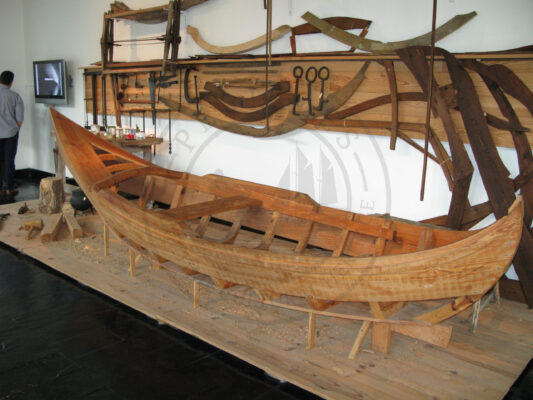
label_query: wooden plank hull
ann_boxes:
[50,109,523,303]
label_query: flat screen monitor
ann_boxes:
[33,59,68,105]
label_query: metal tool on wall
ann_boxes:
[316,66,329,111]
[301,66,317,115]
[184,67,200,114]
[292,66,303,115]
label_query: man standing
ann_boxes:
[0,71,24,197]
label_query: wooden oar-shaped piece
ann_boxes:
[301,11,477,54]
[187,24,291,55]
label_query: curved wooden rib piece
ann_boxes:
[301,11,477,53]
[187,24,291,55]
[204,81,290,108]
[199,92,296,122]
[160,61,370,137]
[290,16,372,54]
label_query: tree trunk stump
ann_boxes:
[39,177,64,214]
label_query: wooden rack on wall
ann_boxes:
[85,1,533,306]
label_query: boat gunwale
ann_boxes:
[97,185,523,273]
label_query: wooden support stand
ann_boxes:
[129,248,136,277]
[63,213,83,239]
[40,213,63,243]
[193,280,200,309]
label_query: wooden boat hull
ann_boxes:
[50,109,523,303]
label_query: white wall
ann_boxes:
[2,0,532,278]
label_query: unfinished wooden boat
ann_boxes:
[51,108,522,302]
[50,109,523,355]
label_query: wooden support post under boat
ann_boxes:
[471,298,481,333]
[307,312,316,350]
[371,323,392,354]
[193,280,200,309]
[470,286,501,333]
[103,223,109,257]
[494,281,501,304]
[349,320,371,359]
[129,248,136,277]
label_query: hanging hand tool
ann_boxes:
[157,74,179,88]
[184,68,199,104]
[316,66,329,111]
[194,75,200,114]
[168,110,172,154]
[292,66,303,115]
[302,66,317,115]
[148,72,157,125]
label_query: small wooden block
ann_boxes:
[371,322,392,354]
[254,288,280,301]
[63,213,83,239]
[40,213,63,243]
[211,277,235,290]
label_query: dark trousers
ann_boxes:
[0,132,19,191]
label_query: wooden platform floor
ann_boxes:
[1,199,532,400]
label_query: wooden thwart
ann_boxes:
[161,196,262,221]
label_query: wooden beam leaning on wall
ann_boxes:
[397,46,474,229]
[441,48,533,307]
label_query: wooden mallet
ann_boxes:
[24,219,43,240]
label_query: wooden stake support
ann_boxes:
[193,280,200,309]
[129,248,136,276]
[103,223,109,256]
[349,320,371,359]
[307,312,316,350]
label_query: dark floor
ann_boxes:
[0,170,531,400]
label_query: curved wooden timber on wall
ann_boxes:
[289,16,372,55]
[301,11,477,53]
[203,81,291,108]
[187,24,291,55]
[160,61,370,137]
[199,92,296,122]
